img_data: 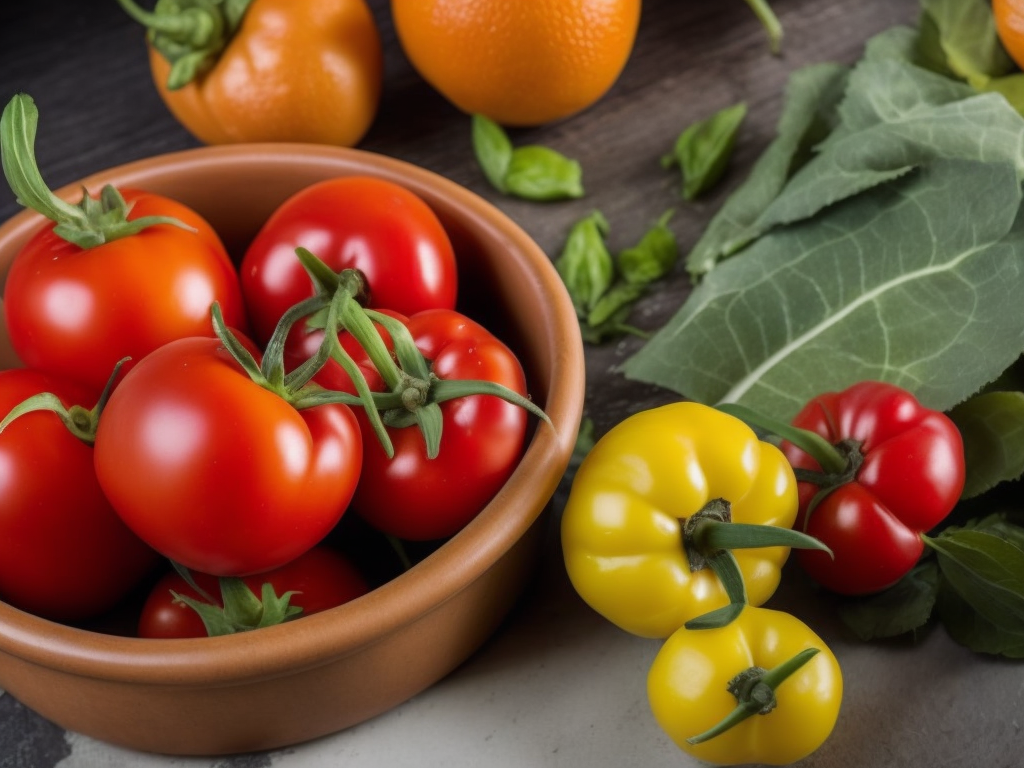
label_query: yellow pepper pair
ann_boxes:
[561,402,842,765]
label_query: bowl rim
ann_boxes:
[0,143,585,686]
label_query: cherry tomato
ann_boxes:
[137,546,369,639]
[781,381,965,595]
[289,308,530,541]
[0,369,158,621]
[93,336,363,577]
[4,188,248,392]
[239,176,458,346]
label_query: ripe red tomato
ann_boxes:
[239,175,458,346]
[93,336,363,577]
[781,381,965,595]
[289,308,530,540]
[3,188,248,392]
[137,546,369,638]
[0,369,158,621]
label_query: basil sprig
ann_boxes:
[662,102,747,201]
[471,114,584,201]
[554,210,678,343]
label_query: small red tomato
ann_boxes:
[781,381,965,595]
[137,547,369,639]
[93,336,363,577]
[289,308,530,541]
[4,188,248,392]
[0,369,158,620]
[239,175,458,346]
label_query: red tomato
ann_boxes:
[781,381,965,595]
[3,188,248,392]
[239,176,458,346]
[0,369,158,620]
[93,336,363,577]
[289,308,530,540]
[137,546,369,639]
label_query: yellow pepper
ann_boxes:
[561,402,807,638]
[647,605,843,765]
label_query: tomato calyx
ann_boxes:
[716,402,872,525]
[0,358,127,445]
[115,0,253,89]
[294,247,551,459]
[681,498,832,630]
[685,647,821,745]
[169,563,302,637]
[1,94,195,248]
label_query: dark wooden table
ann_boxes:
[2,1,1021,766]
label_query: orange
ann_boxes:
[390,0,642,126]
[994,0,1024,69]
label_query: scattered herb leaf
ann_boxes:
[471,114,583,201]
[663,103,747,201]
[554,211,613,319]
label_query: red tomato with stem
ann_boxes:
[780,381,965,595]
[94,335,363,577]
[289,308,530,541]
[239,175,458,346]
[0,369,158,620]
[138,546,369,639]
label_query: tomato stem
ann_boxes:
[0,94,194,248]
[685,647,820,745]
[743,0,783,54]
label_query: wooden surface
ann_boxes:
[2,1,1021,767]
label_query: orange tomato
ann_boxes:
[149,0,383,146]
[994,0,1024,69]
[390,0,642,127]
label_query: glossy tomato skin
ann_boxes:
[289,308,529,540]
[93,336,363,577]
[137,546,369,638]
[3,189,248,392]
[240,176,458,346]
[781,381,965,595]
[0,369,158,621]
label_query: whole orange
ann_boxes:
[390,0,642,126]
[995,0,1024,69]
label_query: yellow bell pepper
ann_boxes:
[561,401,804,638]
[647,605,843,765]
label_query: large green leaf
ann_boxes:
[949,392,1024,498]
[621,159,1024,419]
[685,62,848,277]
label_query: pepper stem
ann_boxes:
[686,647,820,745]
[1,94,193,248]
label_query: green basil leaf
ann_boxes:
[685,62,848,277]
[664,102,747,201]
[622,159,1024,420]
[917,0,1015,84]
[838,559,940,641]
[949,392,1024,499]
[936,578,1024,658]
[471,114,513,193]
[504,145,584,201]
[945,513,1024,551]
[554,211,613,318]
[618,211,678,286]
[925,529,1024,634]
[586,281,646,328]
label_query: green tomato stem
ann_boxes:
[0,94,192,247]
[743,0,783,54]
[686,647,820,745]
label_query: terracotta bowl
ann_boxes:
[0,145,584,755]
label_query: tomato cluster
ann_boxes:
[0,96,541,636]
